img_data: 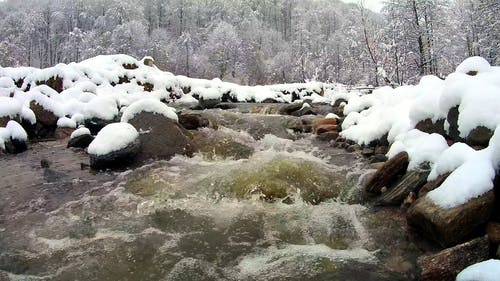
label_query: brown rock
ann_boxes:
[36,76,63,93]
[377,169,429,206]
[364,152,409,195]
[415,118,447,136]
[407,190,495,247]
[486,222,500,244]
[30,101,57,127]
[317,131,339,142]
[54,127,75,140]
[370,162,385,170]
[315,124,338,135]
[418,173,450,198]
[0,116,11,127]
[128,112,192,160]
[466,126,494,148]
[417,236,489,281]
[312,117,337,128]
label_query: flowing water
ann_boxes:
[0,107,424,281]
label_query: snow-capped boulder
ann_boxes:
[29,100,58,138]
[88,123,141,169]
[67,127,93,149]
[1,120,28,154]
[406,190,494,247]
[126,112,192,160]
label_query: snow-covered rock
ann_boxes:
[121,99,178,123]
[0,120,28,153]
[68,127,93,149]
[88,123,141,169]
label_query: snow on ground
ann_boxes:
[456,259,500,281]
[87,123,139,156]
[340,56,500,209]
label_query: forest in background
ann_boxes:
[0,0,498,86]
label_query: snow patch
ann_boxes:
[121,99,178,123]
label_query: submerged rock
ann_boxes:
[417,236,489,281]
[215,158,346,204]
[407,190,494,247]
[178,113,210,130]
[191,130,254,160]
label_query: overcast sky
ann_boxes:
[340,0,384,13]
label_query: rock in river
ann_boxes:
[88,123,141,169]
[407,190,494,247]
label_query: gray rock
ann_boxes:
[67,134,94,149]
[199,97,221,109]
[178,113,209,130]
[89,138,141,170]
[128,112,192,160]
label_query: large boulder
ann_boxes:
[30,101,58,138]
[407,190,495,247]
[364,152,409,195]
[128,112,192,160]
[446,106,463,143]
[88,123,141,170]
[417,236,489,281]
[67,127,94,149]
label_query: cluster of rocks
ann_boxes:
[359,150,500,280]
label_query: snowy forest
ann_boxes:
[0,0,498,86]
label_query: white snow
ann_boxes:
[121,99,178,123]
[87,123,139,156]
[387,130,449,170]
[455,56,492,75]
[0,77,15,88]
[456,259,500,281]
[426,123,500,208]
[0,97,22,118]
[70,127,91,139]
[325,113,339,119]
[6,120,28,141]
[57,117,77,128]
[84,96,118,121]
[1,120,28,150]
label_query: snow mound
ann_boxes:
[0,77,15,88]
[84,97,118,121]
[455,56,491,74]
[6,120,28,141]
[88,123,139,156]
[456,259,500,281]
[121,99,178,123]
[57,117,77,128]
[0,97,22,118]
